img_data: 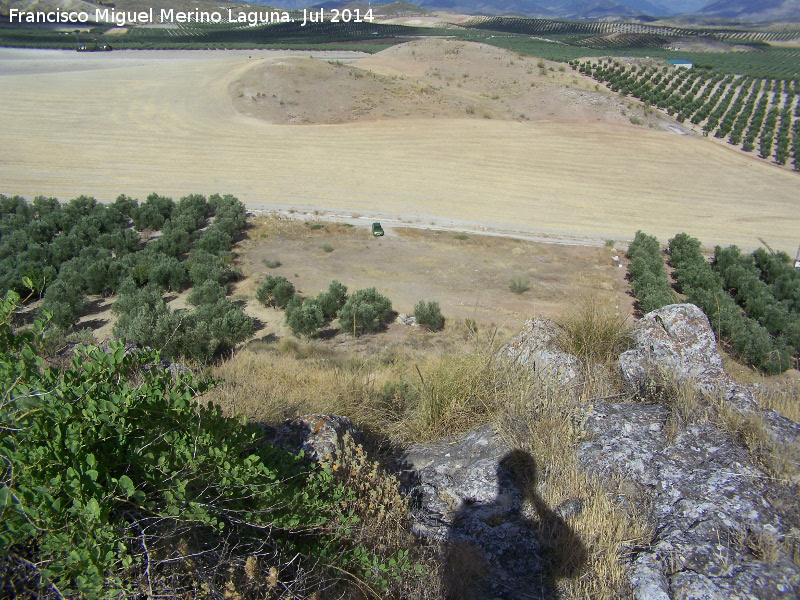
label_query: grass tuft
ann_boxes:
[509,277,530,294]
[556,296,631,366]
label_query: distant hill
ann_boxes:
[235,0,710,19]
[4,0,799,23]
[693,0,800,21]
[308,0,430,15]
[0,0,275,19]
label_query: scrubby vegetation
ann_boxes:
[337,288,393,335]
[414,300,445,331]
[0,291,425,599]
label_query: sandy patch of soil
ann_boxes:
[232,216,633,338]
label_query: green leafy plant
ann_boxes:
[316,280,348,321]
[337,288,393,335]
[256,275,296,309]
[414,300,445,331]
[285,298,326,338]
[0,290,421,598]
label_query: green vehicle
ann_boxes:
[372,222,384,236]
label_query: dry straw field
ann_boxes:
[0,40,798,251]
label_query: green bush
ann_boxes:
[194,226,233,255]
[316,280,348,321]
[39,279,84,329]
[132,192,174,231]
[509,278,530,294]
[337,288,392,335]
[187,280,227,307]
[286,298,326,338]
[112,281,253,362]
[414,300,445,331]
[0,291,381,597]
[256,275,296,309]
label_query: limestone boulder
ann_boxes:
[499,317,583,392]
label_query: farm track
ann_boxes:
[1,47,799,251]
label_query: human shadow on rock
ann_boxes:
[442,450,587,600]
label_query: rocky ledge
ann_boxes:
[268,304,800,600]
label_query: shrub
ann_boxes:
[337,288,393,335]
[154,216,196,257]
[316,280,348,321]
[145,252,189,291]
[132,192,174,231]
[414,300,445,331]
[39,279,84,329]
[187,280,227,307]
[256,275,296,309]
[509,278,530,294]
[286,298,326,338]
[194,227,233,255]
[185,249,232,286]
[0,290,413,598]
[321,243,334,253]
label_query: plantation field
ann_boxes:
[1,43,800,252]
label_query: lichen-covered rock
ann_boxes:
[618,303,800,456]
[576,401,800,600]
[403,425,545,599]
[618,303,726,395]
[261,414,358,461]
[499,317,582,391]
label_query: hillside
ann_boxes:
[0,0,281,19]
[694,0,800,21]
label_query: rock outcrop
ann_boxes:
[260,304,800,599]
[499,317,583,393]
[618,303,800,454]
[577,401,800,600]
[588,303,800,599]
[402,425,547,599]
[618,303,726,395]
[260,414,359,461]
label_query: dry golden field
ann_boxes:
[1,41,799,252]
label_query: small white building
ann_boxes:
[667,59,693,69]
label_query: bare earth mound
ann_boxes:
[231,39,672,127]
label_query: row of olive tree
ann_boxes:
[0,192,253,362]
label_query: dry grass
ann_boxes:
[556,295,632,401]
[753,378,800,424]
[639,368,800,482]
[207,306,651,599]
[498,378,651,599]
[556,295,631,366]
